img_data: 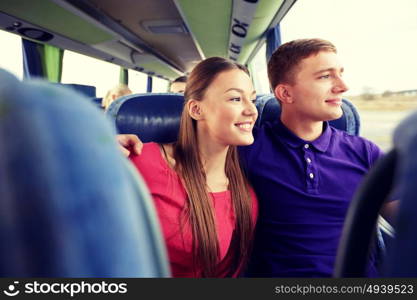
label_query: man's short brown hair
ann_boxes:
[268,38,337,89]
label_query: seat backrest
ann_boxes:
[107,93,184,143]
[333,109,417,277]
[108,93,360,142]
[385,111,417,276]
[255,94,360,135]
[92,97,104,109]
[60,83,97,98]
[59,83,102,109]
[0,69,170,277]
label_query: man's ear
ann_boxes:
[187,99,203,120]
[274,84,293,104]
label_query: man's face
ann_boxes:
[170,82,186,93]
[284,51,348,122]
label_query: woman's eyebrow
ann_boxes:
[224,88,256,95]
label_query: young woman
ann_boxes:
[129,57,258,277]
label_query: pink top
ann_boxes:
[130,142,258,277]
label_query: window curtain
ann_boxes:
[119,67,128,85]
[146,75,153,92]
[266,24,282,62]
[22,39,63,82]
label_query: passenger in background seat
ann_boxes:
[129,57,258,277]
[102,84,132,110]
[169,76,187,93]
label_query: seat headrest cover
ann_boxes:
[107,93,184,143]
[255,94,360,135]
[109,93,360,144]
[0,69,169,277]
[388,110,417,276]
[393,110,417,153]
[59,83,97,98]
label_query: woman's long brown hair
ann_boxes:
[173,57,255,277]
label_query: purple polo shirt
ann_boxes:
[239,119,383,277]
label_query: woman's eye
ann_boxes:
[230,97,241,102]
[251,99,257,104]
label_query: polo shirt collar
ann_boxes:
[274,119,332,153]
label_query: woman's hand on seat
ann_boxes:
[116,134,143,156]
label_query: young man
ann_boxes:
[239,38,392,277]
[169,76,187,93]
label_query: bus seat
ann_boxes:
[108,93,360,143]
[386,111,417,276]
[60,83,96,98]
[333,109,417,277]
[0,69,170,277]
[58,83,102,109]
[92,97,103,108]
[255,94,360,136]
[107,93,184,143]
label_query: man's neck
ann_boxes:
[280,113,324,141]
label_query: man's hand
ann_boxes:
[116,134,143,157]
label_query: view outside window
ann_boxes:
[0,30,23,79]
[249,43,269,95]
[61,50,119,98]
[128,69,147,93]
[152,76,169,93]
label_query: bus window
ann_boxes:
[61,50,119,98]
[152,76,169,93]
[0,30,23,79]
[128,69,147,93]
[249,43,269,95]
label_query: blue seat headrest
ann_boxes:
[108,93,184,143]
[59,83,96,98]
[255,94,360,135]
[108,93,360,143]
[0,69,169,277]
[92,97,103,108]
[387,110,417,276]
